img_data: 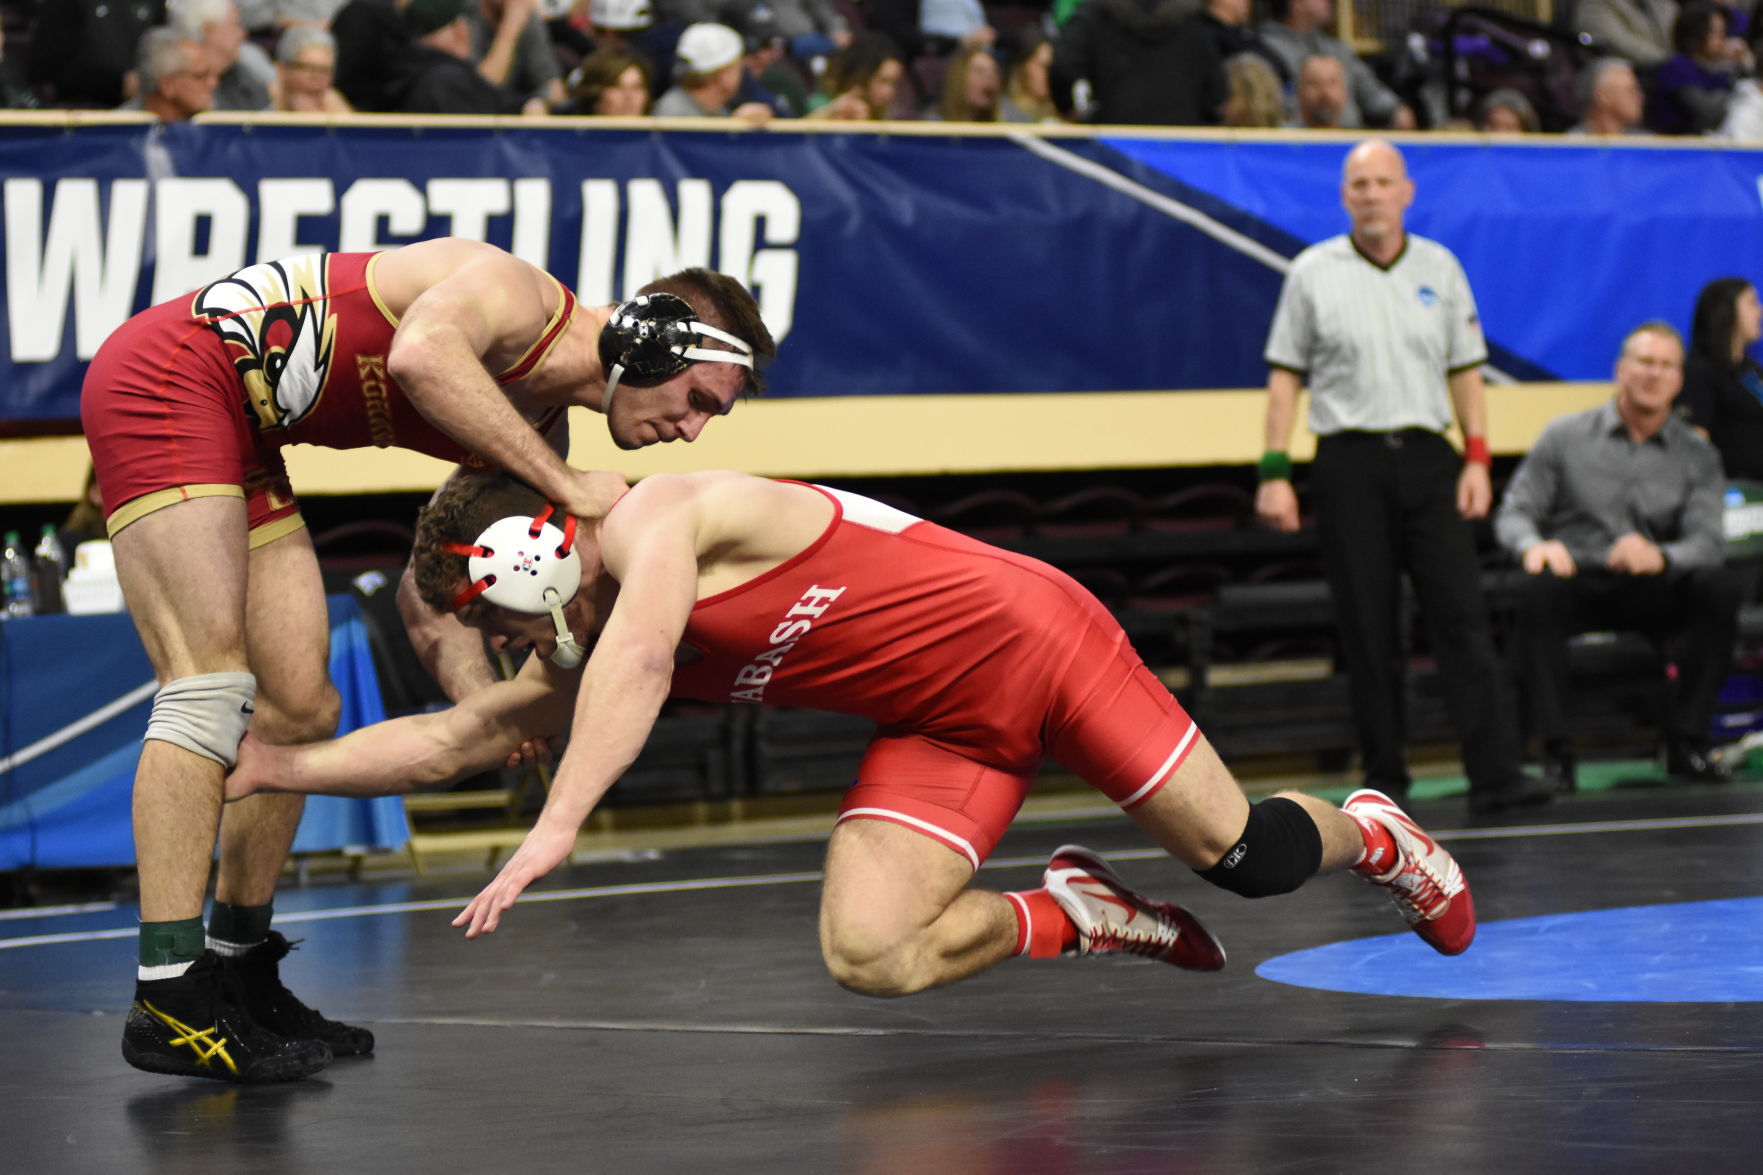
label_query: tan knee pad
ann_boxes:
[144,672,257,768]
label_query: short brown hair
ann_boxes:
[411,471,549,612]
[637,267,777,396]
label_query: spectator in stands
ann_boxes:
[1199,0,1282,81]
[1257,0,1415,129]
[464,0,568,108]
[1050,0,1229,126]
[1575,0,1678,69]
[804,31,905,119]
[998,25,1059,123]
[733,6,808,117]
[651,21,773,121]
[168,0,275,110]
[558,44,653,112]
[920,0,995,57]
[1473,87,1541,132]
[237,1,350,31]
[1256,139,1553,816]
[27,0,166,109]
[391,0,548,113]
[0,24,38,109]
[719,0,850,71]
[1567,56,1648,133]
[587,0,678,100]
[332,0,415,111]
[1680,276,1763,481]
[121,27,222,119]
[1650,2,1754,133]
[1495,321,1740,789]
[929,44,1000,121]
[269,24,354,111]
[1290,52,1347,128]
[1221,51,1284,127]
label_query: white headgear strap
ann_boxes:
[444,509,586,668]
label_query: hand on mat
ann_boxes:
[453,822,575,938]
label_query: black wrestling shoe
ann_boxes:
[227,932,375,1057]
[1467,772,1556,816]
[1665,741,1733,785]
[123,952,332,1083]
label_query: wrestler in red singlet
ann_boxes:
[667,485,1200,868]
[81,252,572,546]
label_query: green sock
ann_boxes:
[138,916,206,968]
[208,900,274,951]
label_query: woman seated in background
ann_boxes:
[805,32,907,120]
[1473,87,1540,132]
[1220,52,1283,128]
[999,25,1059,123]
[557,46,653,116]
[269,25,352,114]
[1650,2,1754,133]
[929,45,1000,121]
[1681,276,1763,481]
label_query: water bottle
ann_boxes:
[2,530,33,619]
[31,524,66,614]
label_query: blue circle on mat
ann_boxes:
[1255,898,1763,1002]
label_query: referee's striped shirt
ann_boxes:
[1263,233,1487,436]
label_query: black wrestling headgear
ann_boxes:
[597,292,755,413]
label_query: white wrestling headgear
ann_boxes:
[442,506,586,669]
[598,292,755,416]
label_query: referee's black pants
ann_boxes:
[1312,429,1524,796]
[1511,565,1743,750]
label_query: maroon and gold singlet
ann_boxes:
[82,252,573,545]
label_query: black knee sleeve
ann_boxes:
[1195,797,1324,899]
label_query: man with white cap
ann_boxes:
[652,21,775,122]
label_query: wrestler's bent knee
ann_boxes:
[820,931,923,998]
[1195,797,1323,899]
[144,672,257,768]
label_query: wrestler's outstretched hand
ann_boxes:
[453,822,576,938]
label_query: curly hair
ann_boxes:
[410,471,550,613]
[636,268,778,396]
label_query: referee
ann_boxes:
[1255,138,1552,816]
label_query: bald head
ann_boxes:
[1340,138,1413,259]
[1342,138,1407,183]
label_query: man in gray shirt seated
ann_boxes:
[1496,321,1742,789]
[1257,0,1413,128]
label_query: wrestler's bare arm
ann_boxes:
[227,654,575,801]
[454,478,707,936]
[385,245,619,520]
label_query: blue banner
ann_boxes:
[0,595,404,869]
[1,122,1756,422]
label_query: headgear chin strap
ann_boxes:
[442,507,586,669]
[598,291,755,415]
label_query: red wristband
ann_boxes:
[1463,436,1491,466]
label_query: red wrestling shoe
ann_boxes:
[1344,789,1476,956]
[1044,845,1226,971]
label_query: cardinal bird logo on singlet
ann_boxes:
[193,256,338,431]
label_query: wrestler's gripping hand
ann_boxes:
[453,822,577,938]
[560,469,630,522]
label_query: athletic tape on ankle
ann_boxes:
[144,672,257,768]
